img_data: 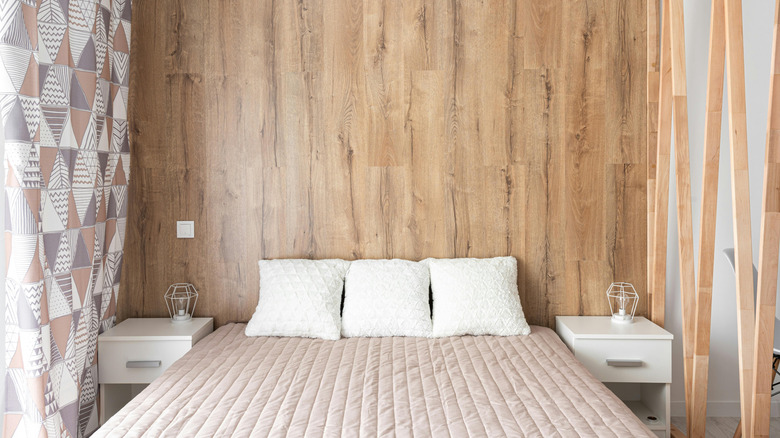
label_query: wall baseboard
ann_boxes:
[671,401,780,417]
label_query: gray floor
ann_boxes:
[671,417,780,437]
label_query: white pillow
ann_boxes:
[245,259,350,340]
[341,259,432,337]
[428,256,531,337]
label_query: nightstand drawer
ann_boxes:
[572,338,671,383]
[98,339,191,384]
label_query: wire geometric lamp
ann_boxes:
[606,282,639,324]
[164,283,199,323]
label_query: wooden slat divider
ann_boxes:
[647,0,660,324]
[652,0,673,329]
[689,0,726,436]
[750,1,780,435]
[723,0,757,435]
[668,0,697,430]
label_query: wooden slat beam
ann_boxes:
[647,0,661,325]
[750,1,780,435]
[723,0,757,435]
[668,0,697,432]
[652,0,673,329]
[689,0,726,436]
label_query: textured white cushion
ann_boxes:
[341,259,432,337]
[428,256,531,337]
[246,259,350,340]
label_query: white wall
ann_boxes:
[664,1,776,417]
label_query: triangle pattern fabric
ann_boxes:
[38,0,68,60]
[77,36,96,72]
[111,119,125,152]
[81,113,96,150]
[4,98,31,142]
[18,95,40,140]
[3,1,131,436]
[0,45,32,92]
[69,29,91,67]
[46,189,69,231]
[21,143,41,188]
[40,105,68,145]
[78,0,96,34]
[69,71,90,111]
[43,373,59,418]
[0,56,16,93]
[5,142,32,186]
[23,282,44,324]
[73,150,97,188]
[71,188,90,226]
[0,0,32,49]
[95,79,107,118]
[47,280,71,321]
[18,331,45,377]
[39,0,67,25]
[67,0,91,32]
[39,22,68,64]
[48,151,70,189]
[40,65,69,106]
[53,231,71,274]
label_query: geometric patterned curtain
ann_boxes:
[1,0,131,436]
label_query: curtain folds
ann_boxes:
[1,0,131,436]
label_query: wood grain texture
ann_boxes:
[722,0,757,435]
[668,0,697,430]
[647,0,659,324]
[751,1,780,435]
[651,0,672,329]
[121,0,647,328]
[690,0,726,435]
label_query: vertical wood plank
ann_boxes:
[723,0,757,434]
[523,0,561,70]
[408,70,452,259]
[647,0,660,323]
[651,0,672,328]
[361,167,413,259]
[606,0,647,315]
[452,0,514,259]
[563,0,607,266]
[608,163,649,317]
[750,1,780,435]
[315,0,364,260]
[517,65,567,325]
[668,0,697,430]
[690,0,726,435]
[365,1,405,167]
[403,1,456,262]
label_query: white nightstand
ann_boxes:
[98,317,213,425]
[556,316,673,438]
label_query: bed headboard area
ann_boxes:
[120,0,647,328]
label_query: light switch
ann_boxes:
[177,221,195,238]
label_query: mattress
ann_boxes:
[95,324,655,437]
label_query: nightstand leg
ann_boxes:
[99,384,105,425]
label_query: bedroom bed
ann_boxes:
[94,323,655,437]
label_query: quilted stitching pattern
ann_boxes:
[96,325,656,437]
[342,259,432,337]
[429,256,531,337]
[245,259,350,340]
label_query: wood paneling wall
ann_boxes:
[120,0,647,328]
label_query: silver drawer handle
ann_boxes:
[606,359,643,367]
[126,360,162,369]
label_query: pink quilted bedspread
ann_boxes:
[95,324,654,437]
